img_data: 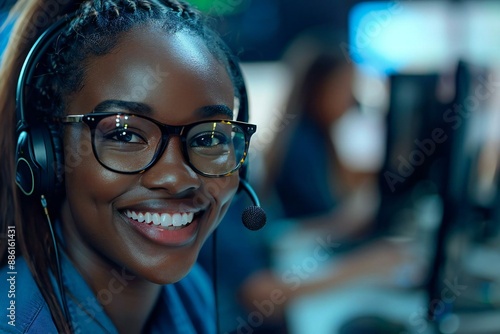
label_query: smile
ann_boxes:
[124,210,195,227]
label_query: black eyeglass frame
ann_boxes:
[61,112,257,177]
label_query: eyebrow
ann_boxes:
[92,100,233,119]
[195,105,233,119]
[93,100,153,114]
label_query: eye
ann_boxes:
[190,131,230,148]
[104,129,146,144]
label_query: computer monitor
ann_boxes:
[426,60,500,332]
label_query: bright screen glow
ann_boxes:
[348,1,500,74]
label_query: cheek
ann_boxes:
[62,130,131,208]
[205,174,239,224]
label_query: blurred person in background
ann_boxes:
[262,29,379,244]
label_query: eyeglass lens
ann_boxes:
[92,114,246,175]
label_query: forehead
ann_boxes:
[68,25,235,123]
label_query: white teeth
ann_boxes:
[183,213,194,225]
[152,213,161,226]
[161,213,172,227]
[172,213,182,227]
[125,210,195,227]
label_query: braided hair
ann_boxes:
[34,0,239,120]
[0,1,242,332]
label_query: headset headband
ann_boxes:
[16,14,75,130]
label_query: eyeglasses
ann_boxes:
[61,112,257,177]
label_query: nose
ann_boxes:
[140,137,201,194]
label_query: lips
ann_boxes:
[120,207,204,246]
[124,210,194,227]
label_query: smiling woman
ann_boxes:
[0,1,256,333]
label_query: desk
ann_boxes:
[286,280,430,334]
[271,228,434,334]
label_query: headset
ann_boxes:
[15,15,71,202]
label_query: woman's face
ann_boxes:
[61,25,238,284]
[314,64,355,125]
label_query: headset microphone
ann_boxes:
[239,179,267,230]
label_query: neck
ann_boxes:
[61,207,162,333]
[71,241,162,333]
[100,277,161,334]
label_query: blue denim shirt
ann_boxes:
[0,254,215,333]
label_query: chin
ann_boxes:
[138,248,201,285]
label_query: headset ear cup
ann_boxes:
[16,130,37,196]
[15,124,62,200]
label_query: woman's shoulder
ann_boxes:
[0,257,57,333]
